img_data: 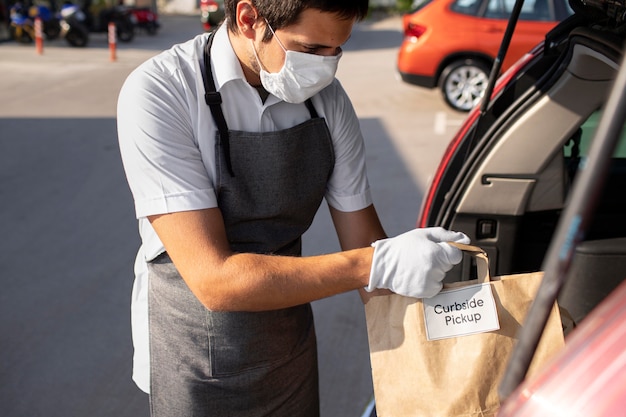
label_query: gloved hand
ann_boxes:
[366,227,470,299]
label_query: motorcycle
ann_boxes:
[9,2,35,43]
[9,1,88,47]
[30,3,62,39]
[9,3,63,43]
[78,0,135,42]
[128,6,159,35]
[58,2,89,47]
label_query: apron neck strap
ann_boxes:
[203,33,235,177]
[202,31,322,178]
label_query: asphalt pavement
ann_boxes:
[0,13,464,417]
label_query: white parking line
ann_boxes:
[434,111,464,135]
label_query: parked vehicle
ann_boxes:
[8,2,60,43]
[29,3,61,39]
[200,0,224,32]
[73,0,135,42]
[397,0,573,111]
[8,1,93,47]
[364,0,626,414]
[9,1,90,47]
[419,0,626,408]
[10,2,88,44]
[418,13,626,296]
[9,2,35,43]
[58,2,89,46]
[498,279,626,416]
[128,6,159,35]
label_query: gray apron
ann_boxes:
[147,33,335,417]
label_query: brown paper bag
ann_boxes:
[364,244,564,417]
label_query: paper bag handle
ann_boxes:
[447,242,491,283]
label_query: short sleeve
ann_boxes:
[117,60,218,219]
[316,81,373,212]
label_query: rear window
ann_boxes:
[410,0,434,13]
[451,0,483,16]
[484,0,552,20]
[451,0,570,20]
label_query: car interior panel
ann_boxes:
[559,238,626,323]
[441,26,624,286]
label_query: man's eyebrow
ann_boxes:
[301,42,332,49]
[300,34,352,49]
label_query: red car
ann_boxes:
[397,0,572,111]
[498,279,626,416]
[363,0,626,414]
[417,0,626,412]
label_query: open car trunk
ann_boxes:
[431,21,626,323]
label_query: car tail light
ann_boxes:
[405,22,427,38]
[417,49,540,228]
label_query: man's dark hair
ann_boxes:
[225,0,369,39]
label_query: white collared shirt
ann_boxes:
[117,24,372,393]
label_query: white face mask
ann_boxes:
[251,23,342,104]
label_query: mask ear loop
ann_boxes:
[250,19,284,74]
[264,20,288,53]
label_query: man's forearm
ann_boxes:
[182,247,374,311]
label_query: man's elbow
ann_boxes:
[183,272,246,312]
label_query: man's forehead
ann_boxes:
[279,9,355,46]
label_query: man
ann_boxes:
[117,0,469,415]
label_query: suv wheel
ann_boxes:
[440,58,490,112]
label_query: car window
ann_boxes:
[483,0,553,20]
[562,108,626,247]
[565,110,626,159]
[451,0,484,16]
[410,0,434,12]
[554,0,575,20]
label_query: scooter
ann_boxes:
[28,3,62,40]
[128,6,159,35]
[9,3,65,43]
[9,3,35,43]
[59,2,89,47]
[78,0,135,42]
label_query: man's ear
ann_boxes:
[235,0,261,39]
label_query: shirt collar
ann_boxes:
[205,23,282,107]
[209,23,247,92]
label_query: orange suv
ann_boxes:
[397,0,573,111]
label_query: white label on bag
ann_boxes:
[423,283,499,341]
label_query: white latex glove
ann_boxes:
[366,227,470,299]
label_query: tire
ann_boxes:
[440,59,491,112]
[44,21,61,40]
[116,20,135,42]
[145,22,158,35]
[10,25,33,43]
[65,27,88,47]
